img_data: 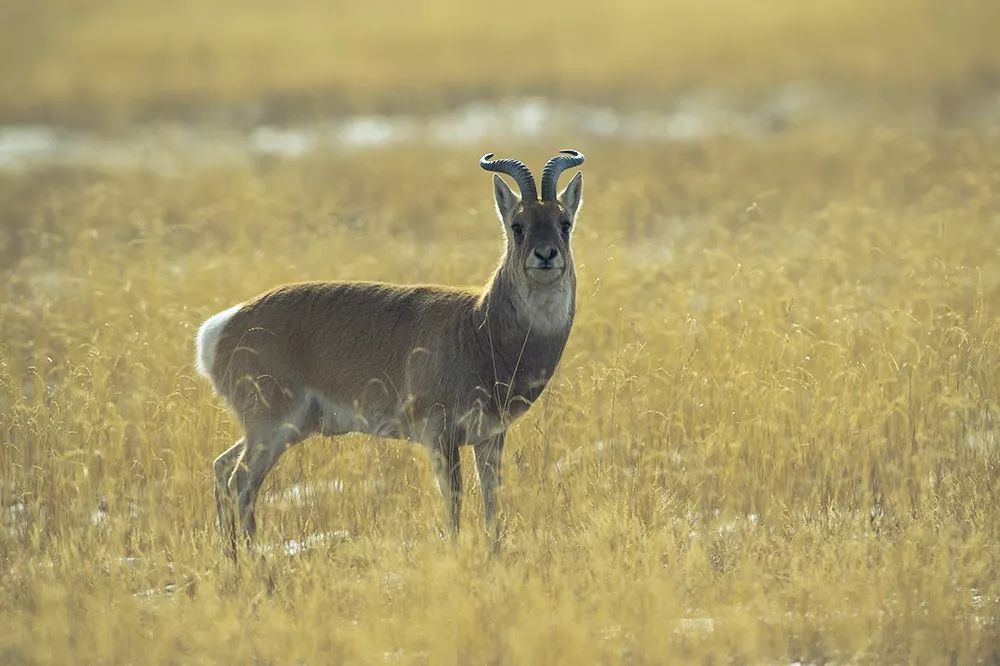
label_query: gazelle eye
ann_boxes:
[560,221,572,235]
[511,223,524,237]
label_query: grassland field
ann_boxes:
[3,0,1000,127]
[1,1,1000,663]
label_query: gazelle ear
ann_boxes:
[493,174,520,221]
[559,171,583,218]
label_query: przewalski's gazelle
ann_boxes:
[196,150,584,555]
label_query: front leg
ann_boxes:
[431,442,462,536]
[474,433,505,549]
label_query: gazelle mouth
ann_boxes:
[525,264,565,284]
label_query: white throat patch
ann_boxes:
[513,278,573,335]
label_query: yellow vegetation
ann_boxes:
[3,0,1000,125]
[2,135,998,662]
[1,1,999,663]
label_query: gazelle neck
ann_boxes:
[479,261,576,338]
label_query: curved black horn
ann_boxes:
[480,153,538,201]
[540,149,585,201]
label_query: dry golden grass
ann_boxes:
[4,0,1000,125]
[3,0,1000,662]
[1,132,998,662]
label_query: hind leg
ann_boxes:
[230,418,309,545]
[213,438,246,557]
[223,377,318,552]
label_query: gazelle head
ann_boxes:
[481,150,584,287]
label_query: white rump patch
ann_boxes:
[195,303,243,380]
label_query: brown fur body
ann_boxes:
[212,271,574,447]
[198,156,584,555]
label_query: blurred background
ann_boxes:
[2,0,998,141]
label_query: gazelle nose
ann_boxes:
[533,244,558,261]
